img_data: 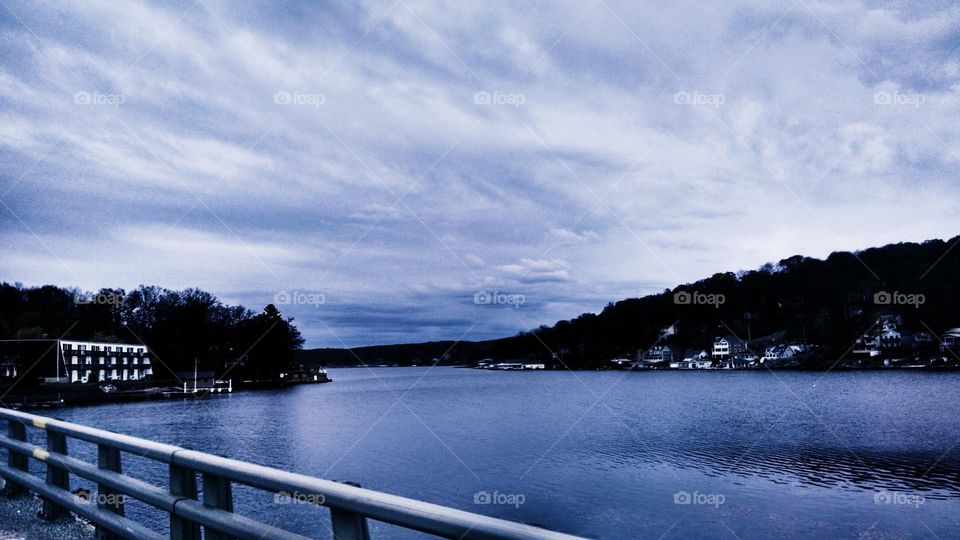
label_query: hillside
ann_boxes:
[298,235,960,369]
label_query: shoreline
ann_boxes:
[2,376,332,411]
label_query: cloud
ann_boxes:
[550,228,600,242]
[1,0,959,346]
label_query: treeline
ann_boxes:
[511,236,960,367]
[300,235,960,368]
[0,284,303,379]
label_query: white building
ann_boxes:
[761,344,806,363]
[712,337,745,359]
[879,329,902,349]
[60,340,152,383]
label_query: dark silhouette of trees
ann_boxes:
[235,304,304,380]
[0,283,304,379]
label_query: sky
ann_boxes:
[0,0,958,348]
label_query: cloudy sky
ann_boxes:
[1,1,958,347]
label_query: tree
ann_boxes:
[237,304,305,380]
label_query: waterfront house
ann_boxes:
[692,358,714,369]
[852,341,880,357]
[642,345,678,365]
[712,336,746,360]
[718,357,752,369]
[879,315,902,332]
[683,349,709,363]
[761,344,806,363]
[852,330,881,357]
[879,329,903,349]
[62,341,152,383]
[761,345,784,363]
[0,339,152,384]
[942,329,960,351]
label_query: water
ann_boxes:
[30,368,960,538]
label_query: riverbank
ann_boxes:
[1,373,332,410]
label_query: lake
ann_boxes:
[28,368,960,539]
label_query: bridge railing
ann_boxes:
[0,407,583,540]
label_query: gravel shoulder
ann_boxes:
[0,482,92,540]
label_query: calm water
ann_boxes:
[27,368,960,539]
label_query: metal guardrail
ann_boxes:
[0,407,584,540]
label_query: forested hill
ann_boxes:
[299,235,960,368]
[0,285,303,379]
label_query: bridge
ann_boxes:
[0,408,584,540]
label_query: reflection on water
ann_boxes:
[40,368,960,539]
[582,432,960,497]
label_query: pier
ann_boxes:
[0,407,582,540]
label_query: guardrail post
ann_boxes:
[170,464,200,540]
[42,431,70,519]
[331,482,370,540]
[331,509,371,540]
[202,473,233,540]
[96,444,124,540]
[2,419,28,497]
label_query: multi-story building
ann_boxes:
[640,345,678,365]
[0,339,152,384]
[712,336,746,359]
